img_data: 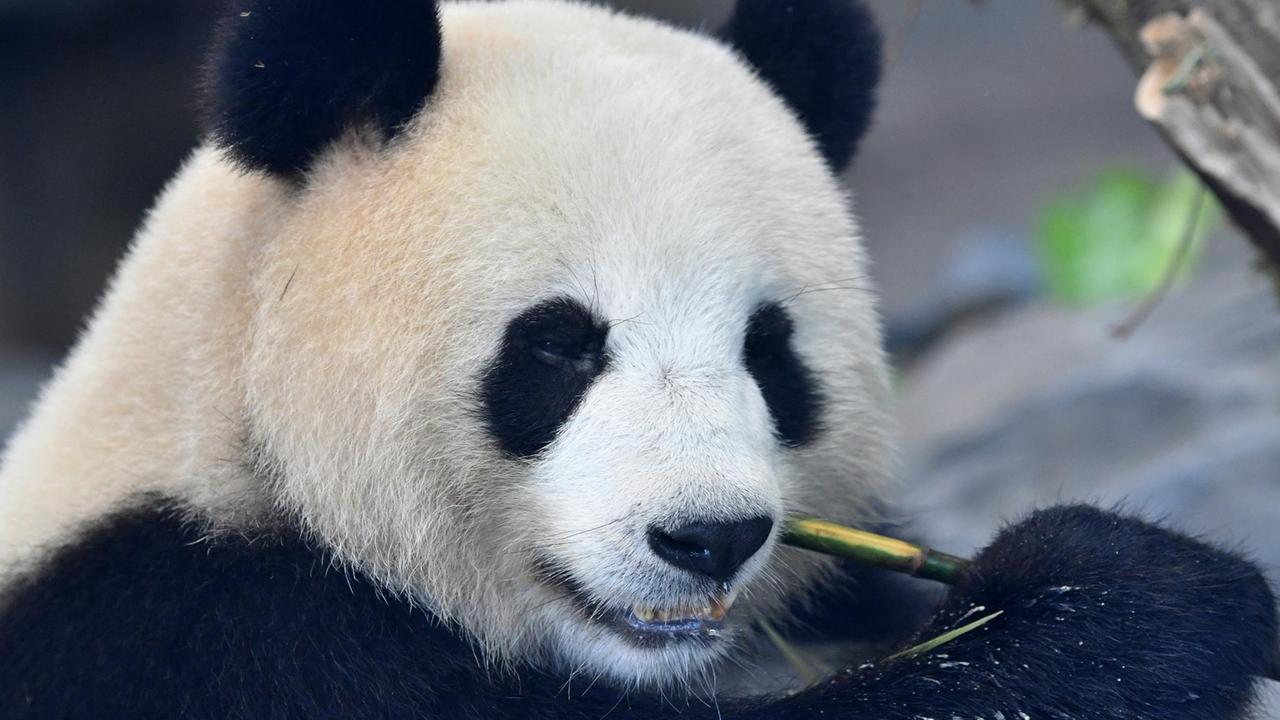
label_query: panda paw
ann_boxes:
[775,506,1276,720]
[929,505,1278,718]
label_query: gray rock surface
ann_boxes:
[900,246,1280,568]
[896,245,1280,713]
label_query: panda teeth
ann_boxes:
[708,594,729,622]
[631,595,733,624]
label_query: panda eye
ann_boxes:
[525,301,606,372]
[743,302,823,448]
[532,337,572,362]
[530,335,603,372]
[481,297,610,458]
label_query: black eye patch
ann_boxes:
[744,303,823,447]
[481,298,609,459]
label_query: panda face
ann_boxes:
[239,2,892,687]
[495,290,797,667]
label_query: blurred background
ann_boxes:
[1,0,1277,677]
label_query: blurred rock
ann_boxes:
[899,242,1280,580]
[886,229,1039,363]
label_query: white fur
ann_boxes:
[0,0,893,687]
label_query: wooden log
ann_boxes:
[1064,0,1280,266]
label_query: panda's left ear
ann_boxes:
[721,0,882,173]
[200,0,442,180]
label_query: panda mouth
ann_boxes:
[533,557,737,646]
[629,596,732,626]
[592,592,736,647]
[623,594,734,635]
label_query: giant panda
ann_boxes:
[0,1,1275,718]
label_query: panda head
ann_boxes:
[205,0,889,686]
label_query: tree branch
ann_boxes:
[1063,0,1280,267]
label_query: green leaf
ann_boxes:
[1035,168,1219,306]
[886,610,1004,661]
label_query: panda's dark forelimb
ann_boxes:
[1,504,1274,719]
[763,505,1279,720]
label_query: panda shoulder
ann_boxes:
[0,496,484,717]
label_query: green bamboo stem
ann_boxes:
[781,517,969,585]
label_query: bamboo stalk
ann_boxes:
[781,517,969,585]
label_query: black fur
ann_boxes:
[481,297,610,458]
[200,0,441,179]
[722,0,882,172]
[2,503,1274,719]
[744,302,823,447]
[770,506,1279,720]
[788,560,939,647]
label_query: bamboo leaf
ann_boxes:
[887,610,1004,662]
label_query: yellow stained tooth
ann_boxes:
[709,594,730,621]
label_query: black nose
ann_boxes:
[647,517,774,582]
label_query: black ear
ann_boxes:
[200,0,442,180]
[722,0,882,172]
